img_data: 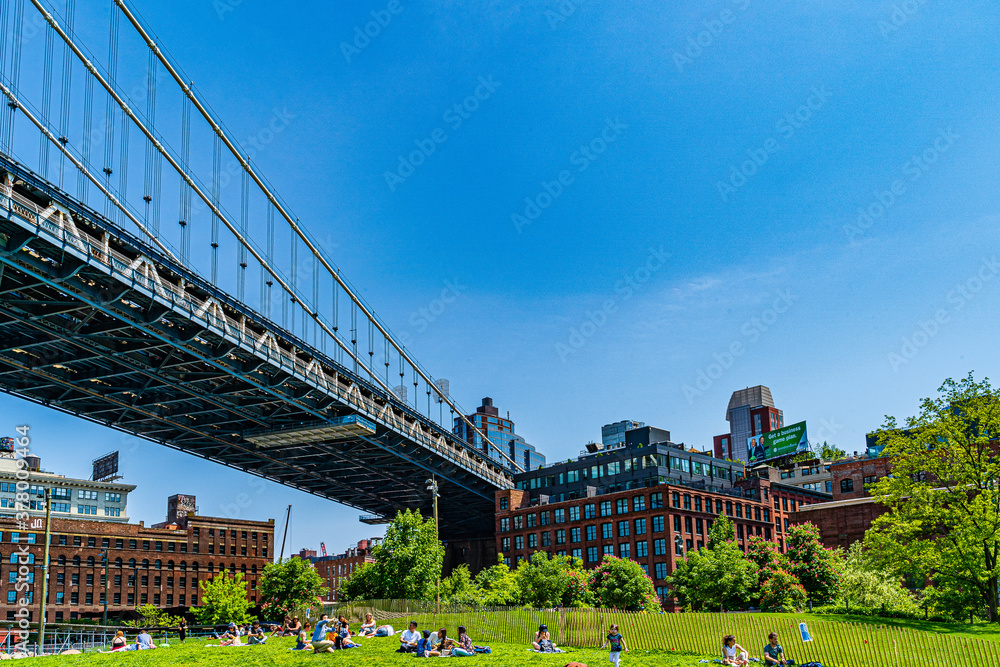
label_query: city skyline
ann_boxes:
[1,0,998,556]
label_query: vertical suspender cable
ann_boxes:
[367,320,374,374]
[178,95,191,263]
[264,205,274,317]
[331,283,339,364]
[238,168,248,302]
[57,0,75,189]
[210,133,221,284]
[117,96,129,226]
[384,339,389,386]
[143,48,156,237]
[39,21,54,177]
[287,225,296,331]
[350,303,358,375]
[312,255,319,348]
[102,2,119,219]
[5,0,25,156]
[0,0,10,152]
[79,74,93,202]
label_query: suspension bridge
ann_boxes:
[0,0,517,538]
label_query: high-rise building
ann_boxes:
[454,397,545,472]
[713,386,783,462]
[601,420,645,448]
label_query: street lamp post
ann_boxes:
[99,550,109,626]
[425,477,440,614]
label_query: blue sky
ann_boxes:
[3,0,1000,556]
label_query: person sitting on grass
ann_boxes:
[359,613,377,637]
[533,624,561,652]
[247,622,267,645]
[335,634,362,650]
[429,628,455,657]
[416,630,433,657]
[452,626,475,657]
[293,625,312,651]
[311,614,337,653]
[763,632,791,666]
[722,635,749,666]
[110,631,127,651]
[398,621,420,653]
[127,629,156,650]
[219,622,242,646]
[287,616,302,637]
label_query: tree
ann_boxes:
[816,441,847,460]
[864,374,1000,622]
[259,557,328,620]
[667,515,756,611]
[838,543,919,616]
[759,569,807,611]
[440,564,481,605]
[785,523,842,603]
[192,571,253,625]
[588,556,659,610]
[514,551,591,608]
[339,509,444,601]
[745,536,784,587]
[123,604,182,629]
[474,557,520,607]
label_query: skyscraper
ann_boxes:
[714,386,783,462]
[453,397,546,472]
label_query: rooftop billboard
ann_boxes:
[747,421,808,464]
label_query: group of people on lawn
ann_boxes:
[294,615,482,656]
[723,632,794,667]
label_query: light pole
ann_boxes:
[38,489,53,653]
[425,477,440,614]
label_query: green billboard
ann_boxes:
[747,421,808,464]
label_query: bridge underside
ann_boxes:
[0,156,503,539]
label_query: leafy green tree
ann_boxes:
[816,441,846,460]
[259,557,328,620]
[192,571,253,625]
[667,514,756,611]
[440,564,481,605]
[759,569,807,611]
[785,523,842,603]
[837,543,918,615]
[514,551,590,608]
[745,536,784,587]
[864,375,1000,621]
[588,556,659,610]
[123,604,182,629]
[474,557,521,607]
[339,509,444,601]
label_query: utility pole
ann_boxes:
[38,489,53,653]
[425,477,440,614]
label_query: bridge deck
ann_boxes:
[0,154,507,538]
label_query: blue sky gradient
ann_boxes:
[2,0,999,555]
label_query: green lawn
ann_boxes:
[41,634,709,666]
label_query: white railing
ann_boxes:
[0,184,512,491]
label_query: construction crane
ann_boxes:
[320,542,328,557]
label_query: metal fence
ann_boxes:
[327,600,1000,667]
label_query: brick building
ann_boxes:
[496,468,828,607]
[311,539,378,601]
[0,494,274,623]
[789,456,893,550]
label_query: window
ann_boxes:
[735,504,743,518]
[671,492,680,508]
[652,515,664,532]
[571,548,582,559]
[513,536,523,550]
[654,562,668,579]
[653,538,666,556]
[634,518,647,535]
[8,572,33,583]
[618,542,631,558]
[129,539,137,549]
[616,499,629,514]
[567,470,580,484]
[55,592,64,604]
[499,497,509,510]
[633,496,646,512]
[540,532,551,547]
[636,540,648,557]
[513,516,523,530]
[570,527,581,543]
[555,529,565,545]
[586,525,597,541]
[104,507,121,517]
[540,511,550,526]
[51,502,70,513]
[683,494,691,510]
[601,523,613,539]
[617,520,629,538]
[76,505,97,515]
[554,509,565,523]
[78,490,98,500]
[584,504,596,519]
[587,546,599,562]
[527,533,537,549]
[600,501,612,517]
[685,517,693,534]
[863,475,878,485]
[650,493,663,509]
[569,506,580,521]
[696,518,704,535]
[500,518,510,532]
[603,544,613,556]
[526,514,536,528]
[737,524,744,540]
[841,479,854,493]
[501,538,510,552]
[673,515,681,532]
[105,493,121,503]
[694,496,703,512]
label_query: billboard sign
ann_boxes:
[92,451,119,481]
[747,421,808,464]
[0,438,14,453]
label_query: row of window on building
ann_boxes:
[518,457,739,491]
[0,485,123,503]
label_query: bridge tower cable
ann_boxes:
[210,133,221,285]
[79,62,93,202]
[102,0,118,220]
[106,0,517,470]
[38,17,54,178]
[57,0,74,189]
[30,0,520,472]
[238,167,248,303]
[178,95,191,263]
[4,0,25,157]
